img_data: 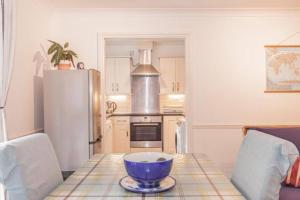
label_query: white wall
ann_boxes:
[49,9,300,175]
[5,0,52,139]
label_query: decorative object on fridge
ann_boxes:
[77,62,85,70]
[265,32,300,93]
[47,40,78,70]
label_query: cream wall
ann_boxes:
[48,9,300,176]
[5,0,52,139]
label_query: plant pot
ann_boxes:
[57,61,71,70]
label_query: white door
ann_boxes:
[159,58,176,94]
[175,58,185,93]
[105,58,116,94]
[115,58,131,94]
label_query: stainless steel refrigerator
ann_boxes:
[44,69,101,171]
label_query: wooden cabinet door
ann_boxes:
[105,58,116,94]
[163,116,180,153]
[175,58,185,93]
[113,117,130,153]
[159,58,176,94]
[115,58,131,94]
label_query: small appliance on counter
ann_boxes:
[106,101,117,114]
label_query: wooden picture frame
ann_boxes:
[243,125,300,135]
[264,45,300,93]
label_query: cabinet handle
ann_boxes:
[172,82,175,92]
[177,82,179,91]
[112,83,114,92]
[126,131,128,137]
[117,83,119,92]
[117,120,128,123]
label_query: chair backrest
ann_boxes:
[231,130,299,200]
[0,133,63,200]
[250,128,300,152]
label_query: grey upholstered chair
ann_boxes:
[0,133,63,200]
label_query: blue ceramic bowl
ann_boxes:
[124,152,173,188]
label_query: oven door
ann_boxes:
[130,122,162,148]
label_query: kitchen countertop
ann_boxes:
[106,112,185,118]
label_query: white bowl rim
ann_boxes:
[124,152,173,163]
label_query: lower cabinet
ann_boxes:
[112,117,130,153]
[163,116,182,153]
[111,115,182,154]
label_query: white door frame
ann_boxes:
[98,33,193,153]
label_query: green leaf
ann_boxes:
[55,51,62,65]
[51,51,58,64]
[64,42,69,48]
[70,56,75,68]
[48,40,59,45]
[48,40,55,44]
[49,40,63,48]
[67,50,78,58]
[48,44,58,55]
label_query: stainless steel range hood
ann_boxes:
[131,48,160,114]
[131,49,159,76]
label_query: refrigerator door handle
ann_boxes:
[89,135,102,144]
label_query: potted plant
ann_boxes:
[47,40,78,70]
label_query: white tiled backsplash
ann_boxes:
[160,94,185,113]
[106,94,185,114]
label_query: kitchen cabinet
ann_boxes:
[105,58,115,94]
[105,57,131,94]
[163,116,182,153]
[175,58,185,93]
[112,117,130,153]
[159,57,185,94]
[103,119,113,153]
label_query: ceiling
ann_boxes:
[42,0,300,9]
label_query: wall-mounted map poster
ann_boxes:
[265,46,300,92]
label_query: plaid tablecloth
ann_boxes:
[46,153,245,200]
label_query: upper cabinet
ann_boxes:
[105,57,131,94]
[159,57,185,94]
[175,58,185,93]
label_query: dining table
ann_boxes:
[46,153,245,199]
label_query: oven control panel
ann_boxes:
[130,116,162,123]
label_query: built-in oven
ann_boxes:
[130,116,162,148]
